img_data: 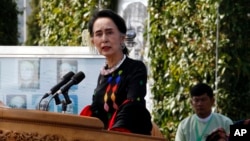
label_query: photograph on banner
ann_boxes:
[6,94,27,109]
[117,0,148,60]
[57,59,78,90]
[18,59,40,90]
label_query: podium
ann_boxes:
[0,107,166,141]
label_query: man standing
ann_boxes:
[175,83,233,141]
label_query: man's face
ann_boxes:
[60,63,73,79]
[191,93,214,118]
[20,61,35,80]
[130,19,144,49]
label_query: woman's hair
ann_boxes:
[88,9,129,55]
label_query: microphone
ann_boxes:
[55,71,85,104]
[42,71,75,105]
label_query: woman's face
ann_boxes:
[91,17,125,57]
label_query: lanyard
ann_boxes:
[195,114,213,141]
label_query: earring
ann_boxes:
[121,43,126,49]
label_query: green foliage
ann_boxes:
[0,0,18,45]
[26,0,40,45]
[38,0,95,46]
[37,0,113,46]
[148,0,250,141]
[216,0,250,121]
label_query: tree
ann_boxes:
[0,0,18,45]
[37,0,114,46]
[25,0,40,45]
[216,0,250,122]
[148,0,250,140]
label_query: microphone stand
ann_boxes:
[38,98,50,111]
[38,97,44,111]
[61,90,72,114]
[45,90,71,113]
[45,92,61,111]
[38,93,50,110]
[62,90,72,105]
[61,100,67,114]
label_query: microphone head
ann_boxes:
[72,71,85,84]
[62,71,75,80]
[49,71,75,94]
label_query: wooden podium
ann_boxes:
[0,107,166,141]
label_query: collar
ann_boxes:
[100,55,126,75]
[196,113,213,123]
